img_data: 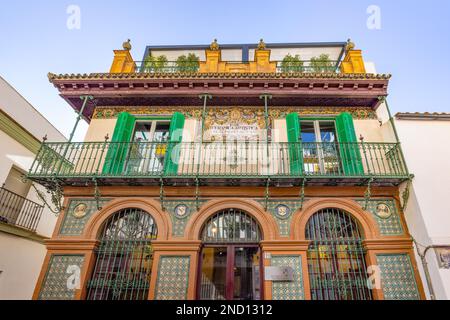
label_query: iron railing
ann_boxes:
[28,141,408,180]
[133,60,340,74]
[0,187,44,232]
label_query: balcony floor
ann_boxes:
[30,175,409,189]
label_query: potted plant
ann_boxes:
[310,54,334,73]
[176,53,200,72]
[280,54,304,73]
[143,54,168,73]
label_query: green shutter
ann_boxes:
[102,112,136,175]
[286,112,303,175]
[335,112,363,175]
[164,112,185,175]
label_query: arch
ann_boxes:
[304,207,373,300]
[84,198,171,241]
[291,198,380,240]
[185,199,277,241]
[201,208,262,243]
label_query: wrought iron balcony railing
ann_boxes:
[0,187,44,232]
[133,60,340,74]
[28,141,408,185]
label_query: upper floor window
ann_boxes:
[300,120,337,143]
[133,120,170,143]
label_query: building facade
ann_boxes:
[29,40,425,300]
[0,75,67,299]
[395,113,450,300]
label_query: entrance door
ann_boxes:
[199,245,261,300]
[198,208,263,300]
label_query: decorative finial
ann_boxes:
[346,38,355,52]
[359,134,365,142]
[42,134,48,142]
[123,39,132,51]
[210,39,219,51]
[105,134,110,142]
[258,39,266,50]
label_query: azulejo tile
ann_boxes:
[271,255,304,300]
[356,199,404,236]
[377,254,420,300]
[155,256,190,300]
[38,255,85,300]
[59,199,111,236]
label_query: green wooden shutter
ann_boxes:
[335,112,363,175]
[102,112,136,175]
[286,112,303,175]
[164,112,185,175]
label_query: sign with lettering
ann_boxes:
[264,266,295,281]
[435,247,450,269]
[204,107,266,141]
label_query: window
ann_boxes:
[300,120,340,175]
[300,120,337,143]
[0,167,31,225]
[306,208,372,300]
[87,208,157,300]
[126,120,171,174]
[133,120,170,143]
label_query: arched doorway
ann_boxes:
[198,208,262,300]
[306,208,372,300]
[86,208,157,300]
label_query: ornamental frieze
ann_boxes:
[93,106,377,120]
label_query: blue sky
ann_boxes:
[0,0,449,140]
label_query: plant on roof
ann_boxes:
[280,54,304,73]
[143,55,168,73]
[176,53,200,73]
[310,54,334,73]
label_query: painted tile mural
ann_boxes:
[357,199,404,236]
[271,255,304,300]
[258,199,305,237]
[38,255,85,300]
[163,200,206,237]
[377,254,421,300]
[59,199,111,236]
[155,256,190,300]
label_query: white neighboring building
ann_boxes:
[0,75,67,299]
[395,112,450,300]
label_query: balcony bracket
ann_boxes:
[265,178,271,210]
[159,178,165,211]
[92,177,102,211]
[195,178,201,211]
[363,177,374,210]
[401,178,412,212]
[30,177,64,215]
[300,178,307,209]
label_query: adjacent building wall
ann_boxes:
[0,76,67,300]
[396,116,450,300]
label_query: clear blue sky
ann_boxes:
[0,0,449,140]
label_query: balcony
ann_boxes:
[133,60,341,74]
[28,141,409,187]
[0,187,44,232]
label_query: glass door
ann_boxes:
[301,120,340,175]
[126,120,170,174]
[199,245,261,300]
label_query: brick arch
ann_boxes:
[83,198,171,241]
[291,198,380,241]
[185,198,277,241]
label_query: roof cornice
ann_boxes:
[48,72,391,81]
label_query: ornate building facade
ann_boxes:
[29,39,425,300]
